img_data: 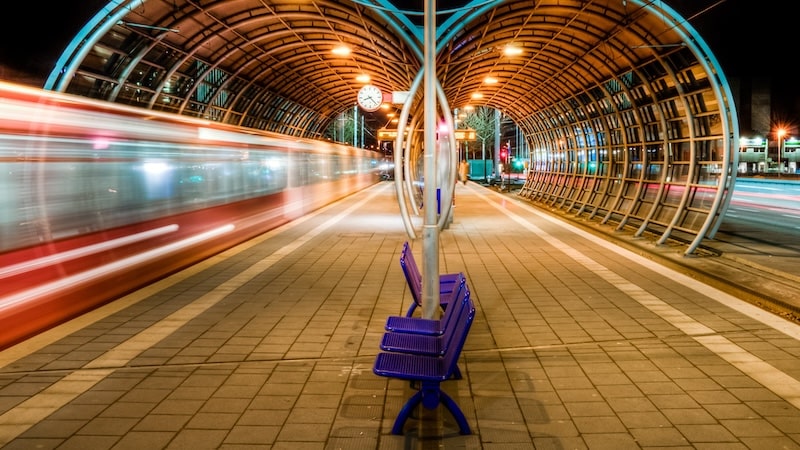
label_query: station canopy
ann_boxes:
[46,0,739,254]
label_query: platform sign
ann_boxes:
[378,127,476,142]
[454,128,476,141]
[378,128,406,141]
[391,91,410,104]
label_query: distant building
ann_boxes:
[732,77,771,137]
[734,76,799,175]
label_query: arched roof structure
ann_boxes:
[45,0,739,254]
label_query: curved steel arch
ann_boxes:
[48,0,422,136]
[436,0,737,254]
[45,0,737,254]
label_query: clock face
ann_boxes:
[357,84,383,111]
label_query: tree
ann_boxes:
[324,108,382,149]
[458,106,499,181]
[324,110,356,145]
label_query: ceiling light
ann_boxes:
[356,74,371,83]
[503,45,523,56]
[332,45,351,56]
[471,92,484,99]
[483,76,498,84]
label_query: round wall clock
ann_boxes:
[357,84,383,112]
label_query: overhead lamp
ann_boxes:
[471,92,484,99]
[483,76,498,84]
[356,74,371,83]
[503,45,523,56]
[332,45,351,56]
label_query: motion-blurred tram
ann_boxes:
[0,81,381,350]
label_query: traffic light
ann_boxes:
[499,147,507,162]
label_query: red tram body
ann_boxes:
[0,81,380,349]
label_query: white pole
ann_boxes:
[422,0,439,319]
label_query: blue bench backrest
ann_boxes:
[437,277,468,341]
[439,272,467,330]
[443,287,475,377]
[399,241,422,305]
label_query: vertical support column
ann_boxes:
[422,0,439,319]
[353,105,359,148]
[494,109,501,182]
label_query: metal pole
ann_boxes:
[778,133,783,177]
[422,0,439,320]
[482,141,486,182]
[353,105,359,147]
[494,109,501,183]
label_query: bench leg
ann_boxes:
[391,381,471,435]
[439,390,471,434]
[392,389,423,434]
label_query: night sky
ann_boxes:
[0,1,794,114]
[0,1,108,80]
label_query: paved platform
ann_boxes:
[1,181,799,449]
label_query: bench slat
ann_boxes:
[385,274,466,336]
[381,283,470,356]
[372,352,448,381]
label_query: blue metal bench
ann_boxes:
[400,241,460,317]
[385,273,466,336]
[373,289,476,435]
[380,280,470,380]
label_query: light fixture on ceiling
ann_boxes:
[356,74,371,83]
[483,76,498,84]
[332,45,351,56]
[503,45,523,56]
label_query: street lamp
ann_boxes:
[777,128,786,177]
